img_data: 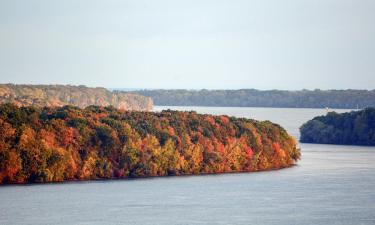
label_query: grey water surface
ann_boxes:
[1,107,374,225]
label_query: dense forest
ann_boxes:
[131,89,375,109]
[0,103,300,184]
[0,84,153,111]
[300,108,375,145]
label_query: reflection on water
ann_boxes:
[1,107,374,225]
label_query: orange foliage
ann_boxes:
[246,147,254,159]
[215,141,225,154]
[39,129,56,147]
[203,138,214,153]
[205,116,216,125]
[62,127,75,147]
[0,104,300,184]
[273,142,286,158]
[220,116,230,124]
[167,126,175,136]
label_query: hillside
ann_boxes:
[131,89,375,109]
[0,104,300,184]
[300,108,375,145]
[0,84,153,111]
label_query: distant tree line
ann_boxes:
[0,103,300,184]
[300,108,375,145]
[131,89,375,109]
[0,84,153,111]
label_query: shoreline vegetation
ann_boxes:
[0,104,300,184]
[0,84,153,111]
[130,89,375,109]
[300,108,375,146]
[1,165,298,187]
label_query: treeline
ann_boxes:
[0,103,300,184]
[131,89,375,109]
[0,84,153,111]
[300,108,375,145]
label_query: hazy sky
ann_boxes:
[0,0,374,90]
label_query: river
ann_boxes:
[1,107,374,225]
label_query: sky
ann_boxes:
[0,0,374,90]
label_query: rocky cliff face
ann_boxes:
[0,84,153,111]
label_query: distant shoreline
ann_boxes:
[153,105,358,110]
[0,164,297,187]
[129,89,375,109]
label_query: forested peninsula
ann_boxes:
[0,84,153,111]
[0,104,300,184]
[300,108,375,145]
[131,89,375,109]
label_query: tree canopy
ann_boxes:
[300,108,375,145]
[0,103,300,184]
[0,84,153,111]
[131,89,375,109]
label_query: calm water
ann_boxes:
[1,107,375,225]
